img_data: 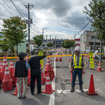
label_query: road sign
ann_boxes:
[38,51,44,69]
[89,51,94,69]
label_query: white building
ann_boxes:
[80,31,101,53]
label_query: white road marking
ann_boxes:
[49,57,56,105]
[57,89,102,94]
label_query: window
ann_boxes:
[91,36,96,39]
[90,46,93,50]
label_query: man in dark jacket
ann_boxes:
[28,50,47,95]
[15,52,30,99]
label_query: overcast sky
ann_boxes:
[0,0,92,39]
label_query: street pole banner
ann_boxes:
[89,51,94,69]
[38,51,44,69]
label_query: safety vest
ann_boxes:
[73,54,82,69]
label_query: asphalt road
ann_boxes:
[55,56,105,105]
[0,56,105,105]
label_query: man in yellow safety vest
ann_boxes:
[70,47,84,92]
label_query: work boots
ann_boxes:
[80,85,84,92]
[70,86,74,92]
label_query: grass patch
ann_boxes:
[101,62,105,66]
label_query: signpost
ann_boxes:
[38,51,44,69]
[89,51,94,69]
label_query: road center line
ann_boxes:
[49,57,56,105]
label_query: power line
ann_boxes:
[30,31,39,35]
[0,1,14,16]
[31,24,41,33]
[30,26,41,34]
[10,0,25,19]
[2,0,16,16]
[74,21,90,38]
[19,0,40,35]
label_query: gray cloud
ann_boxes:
[32,0,71,17]
[61,12,91,29]
[0,0,91,35]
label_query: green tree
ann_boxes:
[1,16,26,55]
[62,39,74,48]
[47,42,53,47]
[0,38,10,54]
[84,0,105,41]
[33,35,43,47]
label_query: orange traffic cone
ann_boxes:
[44,58,55,80]
[44,58,52,72]
[13,83,18,95]
[9,60,16,87]
[0,61,3,82]
[55,57,58,61]
[97,62,102,72]
[43,74,55,94]
[40,64,46,84]
[2,64,13,91]
[0,61,4,83]
[2,56,8,74]
[86,74,97,96]
[59,57,62,62]
[69,57,71,62]
[49,67,55,81]
[9,60,15,76]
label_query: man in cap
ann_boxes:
[28,50,48,95]
[15,52,30,99]
[70,47,84,92]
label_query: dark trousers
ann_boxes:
[71,69,83,87]
[30,72,41,94]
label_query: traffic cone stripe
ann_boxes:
[5,67,8,70]
[3,59,7,61]
[46,63,51,65]
[10,66,14,68]
[46,77,50,79]
[46,82,51,85]
[5,71,10,74]
[3,63,6,66]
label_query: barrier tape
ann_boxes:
[0,53,105,59]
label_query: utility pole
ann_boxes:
[49,35,52,49]
[25,3,33,54]
[42,28,44,36]
[42,28,44,42]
